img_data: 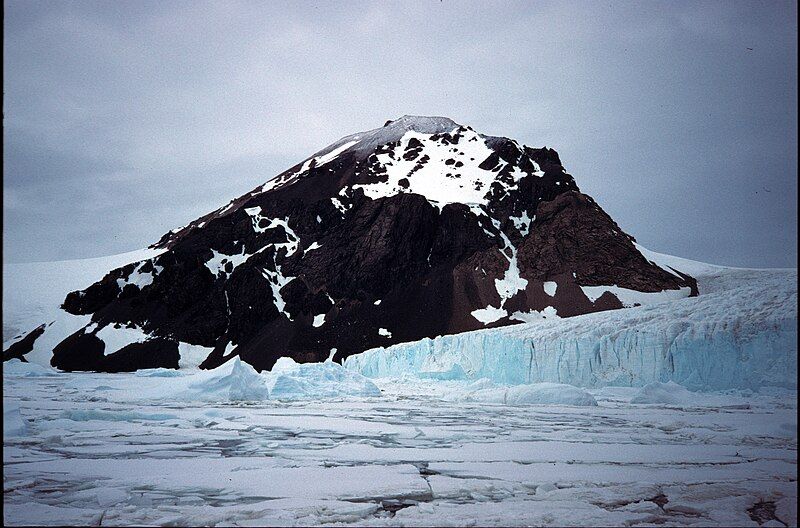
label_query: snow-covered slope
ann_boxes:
[2,249,166,365]
[345,258,797,391]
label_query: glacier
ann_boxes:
[345,261,797,391]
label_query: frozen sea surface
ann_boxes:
[4,368,797,527]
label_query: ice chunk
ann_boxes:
[267,358,381,400]
[95,488,128,507]
[3,401,28,438]
[179,358,270,402]
[136,368,185,377]
[419,363,467,380]
[630,381,699,405]
[543,281,557,297]
[465,383,598,406]
[60,410,178,422]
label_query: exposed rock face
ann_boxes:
[3,324,46,362]
[19,115,696,371]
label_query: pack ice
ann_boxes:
[345,250,797,391]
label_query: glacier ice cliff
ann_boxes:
[345,267,797,391]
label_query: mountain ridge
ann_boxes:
[5,116,698,372]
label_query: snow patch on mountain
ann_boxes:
[509,211,532,236]
[313,140,359,166]
[261,265,295,319]
[116,260,162,292]
[303,241,322,256]
[350,128,531,208]
[177,342,215,369]
[205,248,251,279]
[491,218,528,307]
[95,324,151,356]
[580,284,692,307]
[245,208,300,257]
[510,306,559,323]
[471,306,507,324]
[330,197,349,215]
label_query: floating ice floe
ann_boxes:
[630,381,699,405]
[463,382,598,407]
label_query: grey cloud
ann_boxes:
[3,0,797,266]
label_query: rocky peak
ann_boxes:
[46,117,696,373]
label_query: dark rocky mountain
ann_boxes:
[6,116,697,372]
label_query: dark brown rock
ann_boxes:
[39,116,696,372]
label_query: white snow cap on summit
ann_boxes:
[310,115,461,160]
[255,115,533,202]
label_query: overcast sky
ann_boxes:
[3,0,797,267]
